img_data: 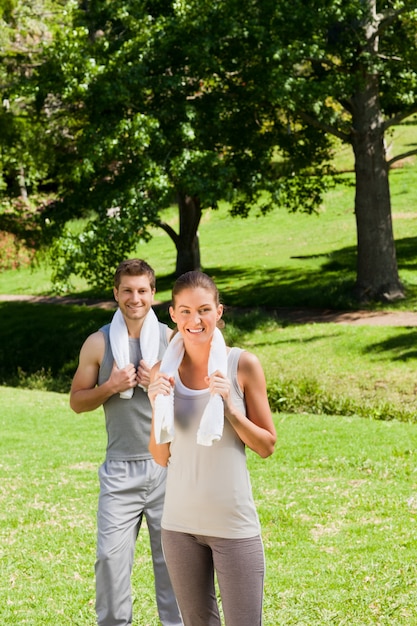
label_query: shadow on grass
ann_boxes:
[153,247,359,312]
[2,233,417,391]
[155,235,417,312]
[58,233,417,313]
[0,302,113,392]
[364,329,417,362]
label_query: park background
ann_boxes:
[2,120,417,624]
[2,1,417,624]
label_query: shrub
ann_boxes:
[0,231,34,271]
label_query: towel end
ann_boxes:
[119,388,134,399]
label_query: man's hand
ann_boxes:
[136,359,152,390]
[110,362,137,394]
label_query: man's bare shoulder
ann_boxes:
[83,328,105,346]
[79,329,106,361]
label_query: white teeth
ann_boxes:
[188,328,203,334]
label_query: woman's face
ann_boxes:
[169,287,223,343]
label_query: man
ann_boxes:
[70,259,182,626]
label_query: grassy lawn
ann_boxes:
[1,387,417,625]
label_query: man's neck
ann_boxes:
[125,317,145,339]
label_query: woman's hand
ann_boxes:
[205,370,232,404]
[148,372,175,406]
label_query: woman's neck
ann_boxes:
[178,345,210,390]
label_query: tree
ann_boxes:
[29,0,294,288]
[265,0,417,301]
[4,0,415,302]
[0,0,74,253]
[19,0,264,284]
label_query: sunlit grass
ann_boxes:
[2,387,417,625]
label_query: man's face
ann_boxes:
[113,274,155,322]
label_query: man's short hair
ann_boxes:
[114,259,156,290]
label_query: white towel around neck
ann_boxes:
[109,307,160,399]
[154,327,228,446]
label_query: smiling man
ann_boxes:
[70,259,182,626]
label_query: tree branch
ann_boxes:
[155,220,179,246]
[296,110,350,143]
[384,108,417,131]
[377,6,409,34]
[387,148,417,168]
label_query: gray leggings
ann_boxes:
[161,530,265,626]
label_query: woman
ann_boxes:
[148,271,276,626]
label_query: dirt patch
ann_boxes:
[2,294,417,326]
[270,307,417,326]
[0,294,118,310]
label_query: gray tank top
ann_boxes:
[98,322,169,461]
[162,347,261,538]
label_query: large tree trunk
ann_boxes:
[175,193,202,276]
[350,9,404,303]
[351,125,404,302]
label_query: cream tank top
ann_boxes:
[162,347,261,539]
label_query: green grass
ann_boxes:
[1,387,417,625]
[257,411,417,625]
[228,313,417,421]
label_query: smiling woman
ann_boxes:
[148,270,276,626]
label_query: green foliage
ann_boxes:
[2,0,417,299]
[0,301,112,391]
[9,0,334,288]
[267,378,416,423]
[0,0,72,196]
[0,0,75,268]
[49,216,153,292]
[272,0,417,119]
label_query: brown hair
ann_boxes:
[172,271,220,306]
[113,259,156,290]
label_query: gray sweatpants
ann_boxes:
[161,530,265,626]
[95,459,182,626]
